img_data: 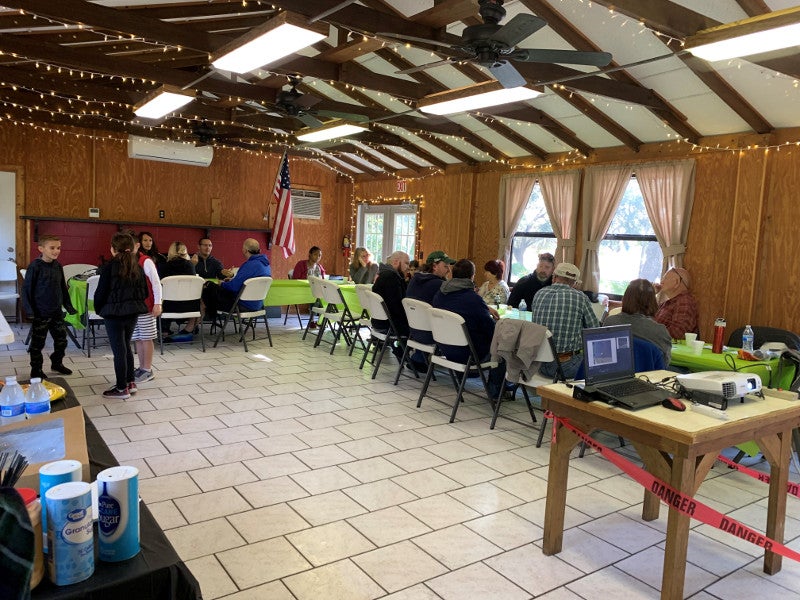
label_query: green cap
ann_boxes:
[426,250,455,265]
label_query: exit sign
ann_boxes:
[396,179,407,193]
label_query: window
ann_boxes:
[358,203,417,263]
[598,177,662,296]
[509,183,556,283]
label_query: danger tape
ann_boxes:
[550,414,800,562]
[716,455,800,499]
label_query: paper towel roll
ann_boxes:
[97,465,140,562]
[45,481,94,586]
[39,459,82,553]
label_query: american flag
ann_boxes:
[272,151,295,258]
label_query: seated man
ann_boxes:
[530,262,599,379]
[201,238,271,320]
[432,259,508,397]
[507,252,555,309]
[191,237,227,279]
[371,251,410,339]
[654,267,699,340]
[406,250,454,305]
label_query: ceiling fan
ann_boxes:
[271,76,324,127]
[188,120,254,149]
[380,0,612,88]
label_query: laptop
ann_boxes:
[578,324,671,410]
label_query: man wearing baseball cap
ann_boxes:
[530,262,599,378]
[406,250,455,304]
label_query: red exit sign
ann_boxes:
[396,179,407,193]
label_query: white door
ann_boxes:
[357,203,416,263]
[0,171,17,317]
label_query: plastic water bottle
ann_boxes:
[742,324,755,352]
[25,377,51,418]
[518,298,527,318]
[0,376,26,424]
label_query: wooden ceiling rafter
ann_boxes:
[484,105,594,158]
[471,114,549,161]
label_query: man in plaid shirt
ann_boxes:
[530,262,599,379]
[654,267,699,339]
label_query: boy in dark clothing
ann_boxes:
[22,234,76,380]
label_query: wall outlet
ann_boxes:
[159,210,165,219]
[89,208,100,218]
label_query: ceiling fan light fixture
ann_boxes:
[418,81,541,116]
[296,121,368,143]
[133,85,194,119]
[211,12,327,74]
[685,6,800,61]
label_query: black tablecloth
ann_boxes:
[32,378,202,600]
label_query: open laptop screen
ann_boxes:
[582,324,636,385]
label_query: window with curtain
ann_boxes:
[598,177,662,296]
[509,183,556,283]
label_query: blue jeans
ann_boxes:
[104,316,137,390]
[540,354,583,380]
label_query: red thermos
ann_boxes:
[712,317,726,353]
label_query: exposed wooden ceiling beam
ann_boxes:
[588,0,717,38]
[411,0,479,28]
[482,105,593,157]
[337,142,409,172]
[471,114,548,161]
[316,37,384,63]
[367,144,428,172]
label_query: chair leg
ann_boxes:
[448,368,471,423]
[199,318,205,352]
[490,382,505,430]
[417,362,436,408]
[213,313,232,348]
[67,325,81,349]
[263,314,272,347]
[157,317,164,355]
[359,338,374,370]
[283,306,289,325]
[371,339,390,379]
[394,342,411,385]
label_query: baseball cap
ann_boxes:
[426,250,456,265]
[553,262,580,280]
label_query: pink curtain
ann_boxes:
[636,160,696,274]
[580,165,633,292]
[539,170,581,264]
[498,175,536,263]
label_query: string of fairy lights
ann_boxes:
[1,1,800,179]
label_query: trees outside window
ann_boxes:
[508,183,556,283]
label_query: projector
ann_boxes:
[676,371,762,399]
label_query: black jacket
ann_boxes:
[507,273,552,309]
[94,259,148,318]
[22,258,75,319]
[158,257,196,280]
[194,255,224,279]
[371,263,409,336]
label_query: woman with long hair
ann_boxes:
[94,232,148,399]
[349,247,378,283]
[477,259,510,305]
[604,278,672,362]
[138,231,166,269]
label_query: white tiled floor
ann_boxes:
[4,318,800,600]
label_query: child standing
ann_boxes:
[22,234,76,380]
[131,233,162,384]
[94,233,147,399]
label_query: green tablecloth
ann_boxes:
[264,279,363,315]
[65,278,88,330]
[670,342,793,389]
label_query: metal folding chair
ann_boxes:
[82,275,106,357]
[358,288,406,379]
[348,283,373,356]
[314,279,359,354]
[394,298,436,384]
[212,276,272,351]
[302,276,327,341]
[158,275,205,354]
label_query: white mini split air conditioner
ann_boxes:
[127,135,213,167]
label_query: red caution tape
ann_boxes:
[716,455,800,499]
[551,415,800,562]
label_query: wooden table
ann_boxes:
[539,372,800,600]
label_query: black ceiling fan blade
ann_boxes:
[375,31,458,49]
[510,48,613,67]
[294,94,323,110]
[488,60,527,88]
[490,14,547,48]
[395,58,456,75]
[297,113,324,128]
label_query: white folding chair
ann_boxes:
[302,276,327,341]
[82,275,106,357]
[418,307,498,423]
[158,275,205,354]
[62,263,98,281]
[394,298,436,384]
[348,283,373,356]
[213,276,272,351]
[0,260,21,322]
[489,326,564,441]
[358,288,406,379]
[314,279,359,354]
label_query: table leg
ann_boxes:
[660,455,694,600]
[757,430,792,574]
[543,421,581,555]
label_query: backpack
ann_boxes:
[776,350,800,392]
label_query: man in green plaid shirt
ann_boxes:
[530,262,599,379]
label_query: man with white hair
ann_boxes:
[530,262,599,379]
[654,267,699,339]
[371,251,411,339]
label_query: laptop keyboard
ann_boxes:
[602,379,658,397]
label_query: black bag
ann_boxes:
[777,349,800,392]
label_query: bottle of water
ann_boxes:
[742,324,755,352]
[25,377,51,418]
[518,299,527,316]
[0,376,26,425]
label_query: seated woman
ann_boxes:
[604,278,672,363]
[349,247,378,284]
[292,246,326,280]
[160,242,199,341]
[477,259,510,305]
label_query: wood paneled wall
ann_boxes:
[3,121,798,341]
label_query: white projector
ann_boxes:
[676,371,762,399]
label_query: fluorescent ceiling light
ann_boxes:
[685,6,800,61]
[133,85,194,119]
[211,11,327,74]
[296,122,368,143]
[417,81,541,116]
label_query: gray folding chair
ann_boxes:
[213,276,272,351]
[158,275,205,354]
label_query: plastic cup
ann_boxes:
[497,304,507,316]
[684,332,698,345]
[690,340,704,355]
